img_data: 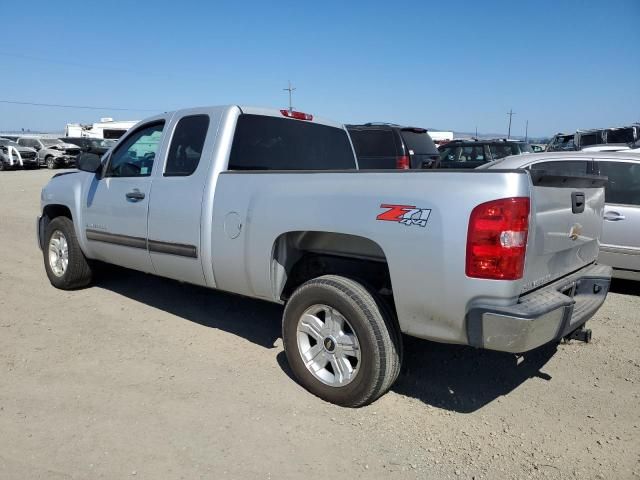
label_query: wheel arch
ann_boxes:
[39,204,73,250]
[270,230,395,304]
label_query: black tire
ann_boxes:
[283,275,402,407]
[46,156,56,169]
[0,161,5,171]
[43,216,92,289]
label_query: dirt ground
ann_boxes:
[1,168,638,480]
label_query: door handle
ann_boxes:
[603,211,625,221]
[125,189,145,202]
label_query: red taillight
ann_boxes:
[466,197,530,280]
[280,109,313,121]
[396,155,410,169]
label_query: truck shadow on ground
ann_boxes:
[609,278,639,296]
[95,265,557,413]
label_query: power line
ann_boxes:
[507,108,516,139]
[0,99,157,112]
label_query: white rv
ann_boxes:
[65,118,138,140]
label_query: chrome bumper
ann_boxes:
[466,264,612,353]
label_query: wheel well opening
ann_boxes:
[272,231,393,303]
[40,205,73,249]
[43,204,72,221]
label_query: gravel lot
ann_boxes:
[1,168,638,480]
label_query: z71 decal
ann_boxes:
[377,204,431,228]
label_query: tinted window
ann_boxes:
[348,129,397,157]
[580,131,604,147]
[229,114,355,170]
[489,144,515,159]
[438,145,485,163]
[606,128,634,144]
[598,161,640,206]
[549,135,576,151]
[518,143,533,153]
[165,115,210,176]
[106,122,164,177]
[399,130,438,154]
[530,160,589,176]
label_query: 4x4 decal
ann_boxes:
[377,204,431,228]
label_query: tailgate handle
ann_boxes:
[571,192,585,214]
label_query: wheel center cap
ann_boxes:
[323,336,336,353]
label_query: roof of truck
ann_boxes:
[156,105,345,130]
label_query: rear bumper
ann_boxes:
[466,264,611,353]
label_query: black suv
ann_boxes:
[60,137,116,156]
[437,139,533,169]
[346,123,440,169]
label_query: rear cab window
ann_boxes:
[529,160,591,176]
[228,114,356,170]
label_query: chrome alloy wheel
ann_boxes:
[48,230,69,277]
[296,304,361,387]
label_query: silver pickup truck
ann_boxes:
[37,105,612,407]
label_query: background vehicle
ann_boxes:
[483,152,640,281]
[547,125,640,152]
[437,138,533,168]
[530,144,546,153]
[17,137,81,169]
[346,123,440,169]
[0,138,39,170]
[65,118,138,139]
[37,105,611,407]
[61,137,117,156]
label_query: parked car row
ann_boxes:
[0,136,116,171]
[547,124,640,152]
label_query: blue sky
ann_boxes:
[1,0,638,136]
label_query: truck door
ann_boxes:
[82,120,166,273]
[146,110,222,286]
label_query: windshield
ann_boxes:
[0,139,19,147]
[42,139,64,146]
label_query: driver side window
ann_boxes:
[106,122,165,178]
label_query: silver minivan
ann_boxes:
[483,152,640,281]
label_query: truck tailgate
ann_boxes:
[521,172,607,293]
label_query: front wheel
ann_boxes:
[46,156,56,169]
[283,275,402,407]
[43,217,93,289]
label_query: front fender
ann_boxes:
[40,171,91,254]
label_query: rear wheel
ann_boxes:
[43,217,92,289]
[283,275,401,407]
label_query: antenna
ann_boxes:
[283,80,296,112]
[525,120,529,143]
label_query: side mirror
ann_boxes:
[77,152,102,173]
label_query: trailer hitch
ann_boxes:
[564,325,592,343]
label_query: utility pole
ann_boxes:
[525,120,529,143]
[283,80,296,112]
[475,126,478,139]
[507,108,516,139]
